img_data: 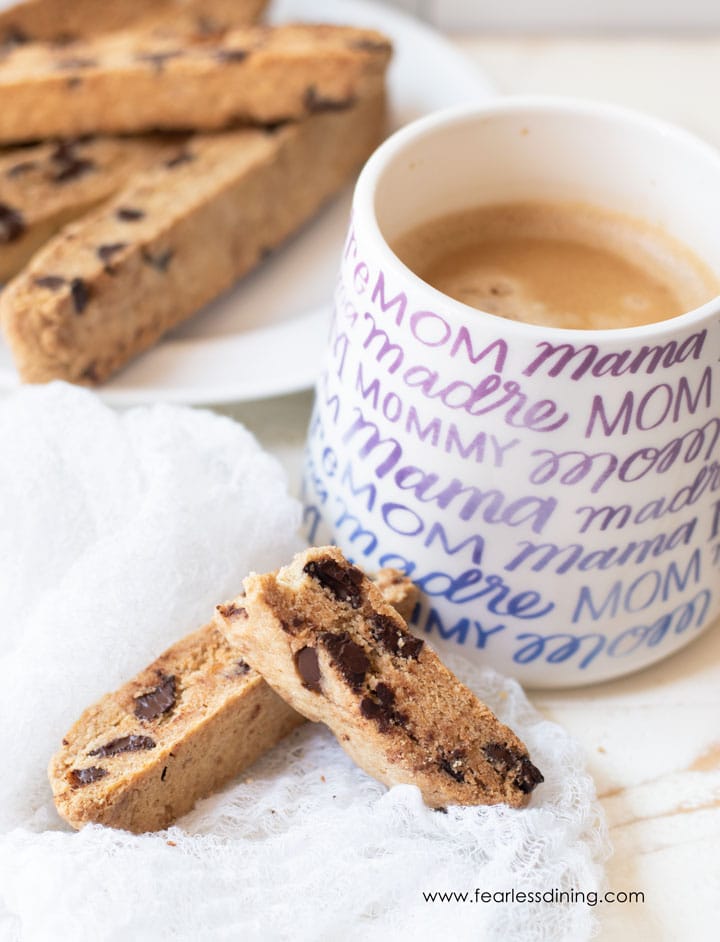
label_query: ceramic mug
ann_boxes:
[302,97,720,688]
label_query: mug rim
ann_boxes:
[354,94,720,341]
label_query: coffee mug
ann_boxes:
[302,97,720,688]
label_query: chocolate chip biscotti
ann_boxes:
[50,571,416,833]
[216,547,544,810]
[0,0,267,46]
[1,90,386,384]
[0,135,178,282]
[0,24,392,143]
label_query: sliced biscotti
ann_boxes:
[0,0,268,46]
[49,570,416,833]
[216,547,544,810]
[1,91,386,384]
[0,135,179,282]
[0,24,392,143]
[49,620,302,834]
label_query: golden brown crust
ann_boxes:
[0,24,392,143]
[0,0,268,45]
[217,547,544,810]
[1,91,387,385]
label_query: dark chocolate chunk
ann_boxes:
[214,48,249,63]
[348,37,392,54]
[164,150,194,169]
[116,206,145,222]
[69,766,107,787]
[0,202,24,243]
[33,275,66,291]
[216,601,247,620]
[483,742,543,794]
[438,748,466,783]
[294,646,321,692]
[134,674,177,721]
[97,242,128,268]
[321,631,369,690]
[136,50,183,72]
[1,26,29,48]
[303,557,364,609]
[48,140,95,182]
[234,659,251,675]
[70,277,90,313]
[6,159,36,178]
[515,756,544,794]
[370,613,424,660]
[304,86,356,113]
[80,361,100,383]
[89,734,156,757]
[359,683,406,733]
[142,248,174,272]
[55,56,97,70]
[50,154,94,183]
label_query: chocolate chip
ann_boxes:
[321,631,369,690]
[50,155,94,183]
[142,248,174,272]
[359,683,406,733]
[234,659,251,675]
[304,86,356,113]
[55,56,97,70]
[136,50,183,72]
[216,602,247,620]
[6,160,36,177]
[161,766,168,781]
[70,277,90,313]
[348,37,392,54]
[515,757,544,794]
[33,275,66,291]
[303,557,364,609]
[164,150,194,169]
[89,735,156,757]
[438,748,466,783]
[483,743,544,794]
[134,674,177,721]
[295,646,321,692]
[214,48,249,63]
[116,206,145,222]
[97,242,128,269]
[80,362,100,383]
[370,613,424,660]
[2,26,29,48]
[0,202,24,243]
[69,766,107,787]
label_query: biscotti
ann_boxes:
[49,570,417,833]
[1,90,386,384]
[0,0,268,45]
[0,24,392,143]
[0,135,177,282]
[216,547,544,809]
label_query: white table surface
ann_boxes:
[218,36,720,942]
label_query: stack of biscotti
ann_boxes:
[0,0,391,383]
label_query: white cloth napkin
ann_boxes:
[0,384,609,942]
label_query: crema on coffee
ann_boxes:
[392,201,719,329]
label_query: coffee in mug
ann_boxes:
[392,200,719,330]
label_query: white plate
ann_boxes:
[0,0,494,405]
